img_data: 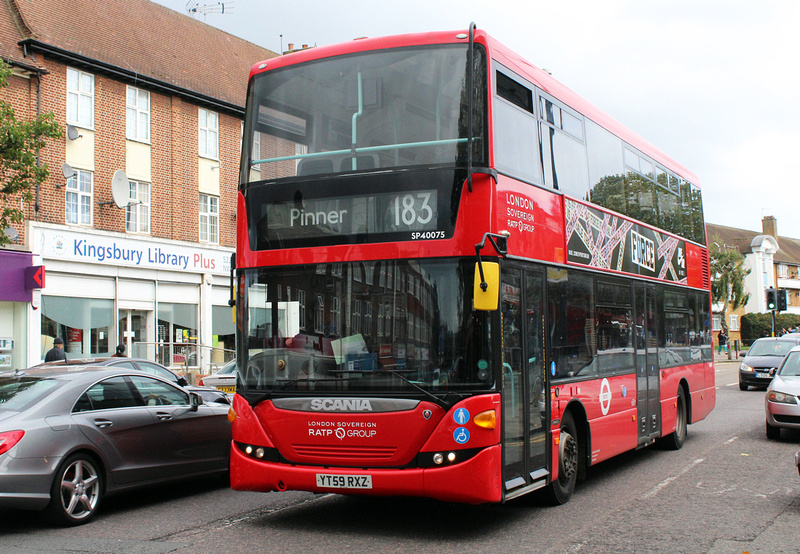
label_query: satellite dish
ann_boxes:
[62,163,76,180]
[66,125,82,141]
[3,227,19,241]
[111,170,130,208]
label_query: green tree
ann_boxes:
[709,235,750,334]
[0,60,62,246]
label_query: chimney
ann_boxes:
[762,215,778,239]
[287,43,294,51]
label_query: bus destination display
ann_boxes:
[258,189,441,244]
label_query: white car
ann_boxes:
[198,359,236,394]
[764,346,800,439]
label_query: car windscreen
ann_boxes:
[0,376,62,412]
[779,351,800,376]
[747,340,798,357]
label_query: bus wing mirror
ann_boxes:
[474,261,500,311]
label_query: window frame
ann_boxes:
[199,193,220,244]
[65,168,93,226]
[198,107,220,159]
[67,67,94,129]
[126,180,151,234]
[126,85,151,143]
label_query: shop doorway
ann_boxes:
[118,310,148,359]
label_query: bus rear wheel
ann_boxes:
[661,387,687,450]
[543,410,578,505]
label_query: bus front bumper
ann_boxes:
[230,443,502,504]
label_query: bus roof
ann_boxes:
[248,28,699,187]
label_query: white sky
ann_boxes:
[157,0,800,239]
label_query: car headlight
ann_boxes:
[767,391,798,404]
[740,363,753,372]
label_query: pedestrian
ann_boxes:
[44,337,67,362]
[717,330,727,355]
[112,343,126,357]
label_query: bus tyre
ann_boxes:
[543,410,578,505]
[43,453,103,526]
[766,420,780,440]
[662,387,687,451]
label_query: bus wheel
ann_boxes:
[543,410,578,505]
[662,387,687,450]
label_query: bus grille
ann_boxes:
[292,444,397,460]
[701,249,710,288]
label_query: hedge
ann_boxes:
[741,312,800,343]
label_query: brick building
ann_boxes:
[0,0,276,368]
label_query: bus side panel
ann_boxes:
[660,361,715,435]
[553,372,638,467]
[495,177,565,264]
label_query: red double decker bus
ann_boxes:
[229,26,714,504]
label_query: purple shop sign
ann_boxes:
[0,250,34,302]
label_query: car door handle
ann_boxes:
[94,419,113,428]
[156,412,172,421]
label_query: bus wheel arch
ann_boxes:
[543,402,588,505]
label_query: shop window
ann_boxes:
[157,303,198,367]
[41,296,113,359]
[212,305,235,364]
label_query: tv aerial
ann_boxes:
[186,1,234,21]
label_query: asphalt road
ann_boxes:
[1,359,798,553]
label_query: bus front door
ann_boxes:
[635,283,661,445]
[501,268,548,499]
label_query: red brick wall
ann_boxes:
[5,55,240,248]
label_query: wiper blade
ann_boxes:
[380,367,450,409]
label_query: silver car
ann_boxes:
[198,359,237,394]
[765,346,800,439]
[0,365,231,525]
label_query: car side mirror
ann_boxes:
[177,376,189,387]
[770,368,777,377]
[189,391,202,411]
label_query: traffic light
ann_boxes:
[766,288,777,311]
[777,288,788,312]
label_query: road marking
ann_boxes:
[724,437,738,444]
[641,458,705,499]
